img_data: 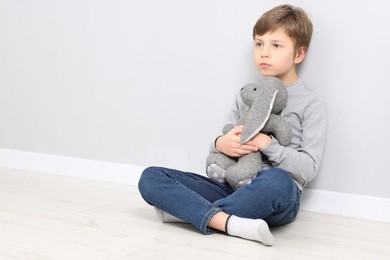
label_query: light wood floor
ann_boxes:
[0,167,389,260]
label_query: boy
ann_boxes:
[138,4,327,246]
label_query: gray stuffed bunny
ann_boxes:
[206,76,292,189]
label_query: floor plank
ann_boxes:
[0,167,389,260]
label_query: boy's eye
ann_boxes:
[255,42,262,47]
[273,44,281,48]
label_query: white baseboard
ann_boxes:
[300,189,390,223]
[0,148,145,185]
[1,148,389,223]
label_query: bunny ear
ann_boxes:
[240,87,278,144]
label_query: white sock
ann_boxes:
[154,207,187,223]
[226,215,274,246]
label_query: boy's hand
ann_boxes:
[216,125,258,157]
[250,132,272,151]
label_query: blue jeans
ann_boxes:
[138,166,300,234]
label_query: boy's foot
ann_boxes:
[226,215,274,246]
[154,207,187,223]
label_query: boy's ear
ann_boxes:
[294,46,306,64]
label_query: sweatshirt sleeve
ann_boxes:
[261,96,327,188]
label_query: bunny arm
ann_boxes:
[222,123,235,135]
[262,113,292,146]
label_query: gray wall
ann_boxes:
[1,0,389,199]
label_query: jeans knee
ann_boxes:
[258,168,293,188]
[138,166,160,200]
[255,168,297,202]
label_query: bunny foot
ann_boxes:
[206,164,227,183]
[235,179,252,189]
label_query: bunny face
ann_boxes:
[240,76,287,114]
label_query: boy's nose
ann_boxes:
[261,47,270,58]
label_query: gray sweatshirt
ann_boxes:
[210,79,327,190]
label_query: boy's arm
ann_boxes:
[259,97,327,187]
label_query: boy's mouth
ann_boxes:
[259,63,271,68]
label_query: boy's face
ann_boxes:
[254,29,305,84]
